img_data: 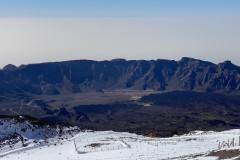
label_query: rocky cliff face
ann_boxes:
[1,57,240,95]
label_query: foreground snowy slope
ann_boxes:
[0,116,240,160]
[0,116,80,156]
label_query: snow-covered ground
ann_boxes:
[0,116,240,160]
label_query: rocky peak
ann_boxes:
[3,64,17,71]
[218,60,232,68]
[179,57,201,63]
[218,60,239,72]
[178,57,203,67]
[111,58,126,62]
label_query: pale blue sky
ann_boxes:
[0,1,239,67]
[0,0,240,18]
[0,0,240,17]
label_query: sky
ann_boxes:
[0,0,240,67]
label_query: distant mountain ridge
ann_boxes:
[1,57,240,95]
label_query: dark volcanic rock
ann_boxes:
[3,64,17,71]
[75,111,90,122]
[58,107,70,116]
[0,58,240,95]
